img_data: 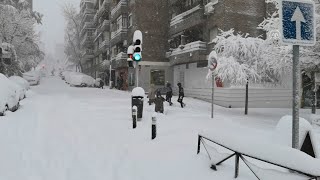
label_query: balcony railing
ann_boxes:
[111,0,127,18]
[111,27,127,39]
[112,52,127,61]
[97,0,110,17]
[81,33,94,45]
[169,41,207,56]
[82,49,94,57]
[98,20,110,32]
[169,5,205,35]
[99,39,110,50]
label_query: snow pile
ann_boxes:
[309,114,320,126]
[0,74,20,113]
[274,115,313,147]
[132,87,145,97]
[243,158,309,180]
[200,122,320,176]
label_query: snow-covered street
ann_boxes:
[0,77,319,180]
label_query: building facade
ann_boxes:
[80,0,96,77]
[77,0,293,108]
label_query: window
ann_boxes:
[197,61,208,68]
[128,14,133,27]
[122,16,127,28]
[150,70,165,86]
[186,63,189,69]
[209,27,218,42]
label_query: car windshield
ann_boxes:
[1,0,320,180]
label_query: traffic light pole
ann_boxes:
[136,61,139,87]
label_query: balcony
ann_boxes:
[110,27,128,46]
[80,22,95,35]
[82,49,94,60]
[169,5,205,36]
[97,0,110,18]
[99,39,110,52]
[81,33,94,46]
[168,41,207,65]
[111,0,128,20]
[82,8,96,16]
[111,52,128,69]
[98,20,110,33]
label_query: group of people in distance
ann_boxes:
[148,82,185,113]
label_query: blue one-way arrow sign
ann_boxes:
[280,0,316,46]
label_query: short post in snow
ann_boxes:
[132,106,137,129]
[234,153,240,178]
[152,115,157,140]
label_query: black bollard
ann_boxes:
[132,106,137,129]
[152,115,157,140]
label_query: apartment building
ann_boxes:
[80,0,96,77]
[167,0,291,108]
[109,0,170,91]
[92,0,111,83]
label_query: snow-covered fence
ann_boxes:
[197,126,320,179]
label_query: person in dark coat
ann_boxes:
[99,79,104,89]
[177,82,185,108]
[165,82,173,106]
[154,90,165,113]
[148,84,156,105]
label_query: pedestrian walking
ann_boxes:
[148,84,156,105]
[99,78,104,89]
[177,82,185,108]
[165,82,173,106]
[154,90,165,113]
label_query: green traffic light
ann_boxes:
[134,54,141,61]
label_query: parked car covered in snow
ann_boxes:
[23,71,40,86]
[0,74,20,115]
[66,72,95,87]
[9,76,29,99]
[9,76,30,90]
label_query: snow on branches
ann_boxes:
[211,29,290,86]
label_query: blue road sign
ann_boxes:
[280,0,316,46]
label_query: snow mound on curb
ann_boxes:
[274,115,312,147]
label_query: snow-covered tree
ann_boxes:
[62,3,83,72]
[0,3,44,76]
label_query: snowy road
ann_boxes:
[0,77,319,180]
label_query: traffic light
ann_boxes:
[127,45,134,68]
[133,30,142,61]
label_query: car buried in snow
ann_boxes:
[23,71,41,86]
[0,74,20,116]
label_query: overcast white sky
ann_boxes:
[34,0,81,55]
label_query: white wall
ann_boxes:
[173,63,292,108]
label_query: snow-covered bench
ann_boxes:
[197,127,320,180]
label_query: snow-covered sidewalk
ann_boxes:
[0,77,319,180]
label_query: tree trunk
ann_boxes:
[245,80,249,115]
[79,62,83,73]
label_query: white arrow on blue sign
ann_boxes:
[279,0,316,46]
